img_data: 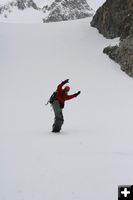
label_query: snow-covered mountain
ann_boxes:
[0,0,38,14]
[0,0,93,23]
[43,0,93,23]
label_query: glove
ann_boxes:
[62,79,69,85]
[75,91,81,97]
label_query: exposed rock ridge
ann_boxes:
[91,0,133,77]
[43,0,94,23]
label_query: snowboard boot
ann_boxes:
[52,129,60,133]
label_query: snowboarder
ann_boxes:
[51,79,81,132]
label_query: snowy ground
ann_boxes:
[1,17,133,200]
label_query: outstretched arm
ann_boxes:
[56,79,69,92]
[65,91,81,101]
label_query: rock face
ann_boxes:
[91,0,133,39]
[43,0,94,23]
[91,0,133,77]
[103,36,133,76]
[17,0,38,10]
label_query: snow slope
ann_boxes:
[0,17,133,200]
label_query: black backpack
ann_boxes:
[45,91,57,105]
[49,91,57,104]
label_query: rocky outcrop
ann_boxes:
[103,36,133,76]
[91,0,133,39]
[91,0,133,77]
[16,0,38,10]
[43,0,94,23]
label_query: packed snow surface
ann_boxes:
[0,17,133,200]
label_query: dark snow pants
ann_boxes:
[52,100,64,132]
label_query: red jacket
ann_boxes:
[56,83,76,108]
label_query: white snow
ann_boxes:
[34,0,54,7]
[0,16,133,200]
[87,0,106,11]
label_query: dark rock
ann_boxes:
[103,36,133,77]
[91,0,133,77]
[103,45,120,62]
[17,0,26,10]
[16,0,38,10]
[91,0,133,39]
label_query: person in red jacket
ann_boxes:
[52,79,81,132]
